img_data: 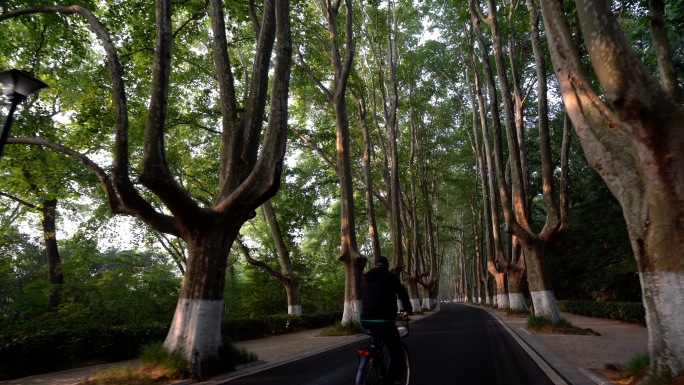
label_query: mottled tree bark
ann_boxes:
[541,0,684,380]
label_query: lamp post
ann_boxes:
[0,69,48,157]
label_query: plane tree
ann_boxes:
[0,0,292,377]
[293,0,367,324]
[541,0,683,381]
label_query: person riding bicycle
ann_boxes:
[360,256,413,385]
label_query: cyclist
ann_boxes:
[360,256,413,385]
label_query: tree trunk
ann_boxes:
[335,65,365,324]
[541,0,684,378]
[262,200,302,314]
[404,96,423,311]
[506,238,527,311]
[403,275,421,311]
[468,3,512,310]
[524,240,560,320]
[41,199,63,309]
[488,260,509,309]
[164,222,235,378]
[647,0,679,101]
[284,279,302,315]
[420,171,439,311]
[356,94,382,260]
[315,0,365,325]
[384,0,403,274]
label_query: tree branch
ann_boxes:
[236,236,285,282]
[289,126,336,170]
[7,137,179,236]
[0,192,36,209]
[0,5,182,236]
[294,43,332,100]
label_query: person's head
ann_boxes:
[375,256,389,269]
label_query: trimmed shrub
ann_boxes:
[222,312,342,341]
[0,323,168,380]
[557,301,645,325]
[0,311,342,379]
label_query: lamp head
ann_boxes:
[0,69,48,103]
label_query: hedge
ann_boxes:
[0,323,169,379]
[223,312,342,341]
[0,311,342,380]
[557,301,646,325]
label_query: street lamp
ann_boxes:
[0,69,48,157]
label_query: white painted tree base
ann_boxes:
[496,293,509,309]
[641,271,684,374]
[509,292,527,311]
[163,299,223,378]
[422,298,435,310]
[342,300,361,324]
[530,290,561,322]
[410,298,421,312]
[288,305,302,315]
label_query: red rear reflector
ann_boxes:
[357,348,372,356]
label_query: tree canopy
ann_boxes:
[2,0,681,381]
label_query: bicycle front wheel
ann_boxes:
[401,343,411,385]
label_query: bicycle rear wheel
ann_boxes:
[361,356,386,385]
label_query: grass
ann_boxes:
[140,343,190,378]
[319,321,363,336]
[526,315,600,335]
[79,341,258,385]
[81,365,181,385]
[600,355,684,385]
[602,354,649,385]
[80,343,188,385]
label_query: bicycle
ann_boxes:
[355,314,411,385]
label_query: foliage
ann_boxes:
[557,301,646,326]
[224,262,288,318]
[139,343,190,377]
[546,156,640,302]
[0,232,181,327]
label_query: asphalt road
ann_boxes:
[227,303,555,385]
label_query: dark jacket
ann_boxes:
[361,267,413,321]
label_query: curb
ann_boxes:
[578,368,613,385]
[199,334,366,384]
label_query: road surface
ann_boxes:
[227,303,556,384]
